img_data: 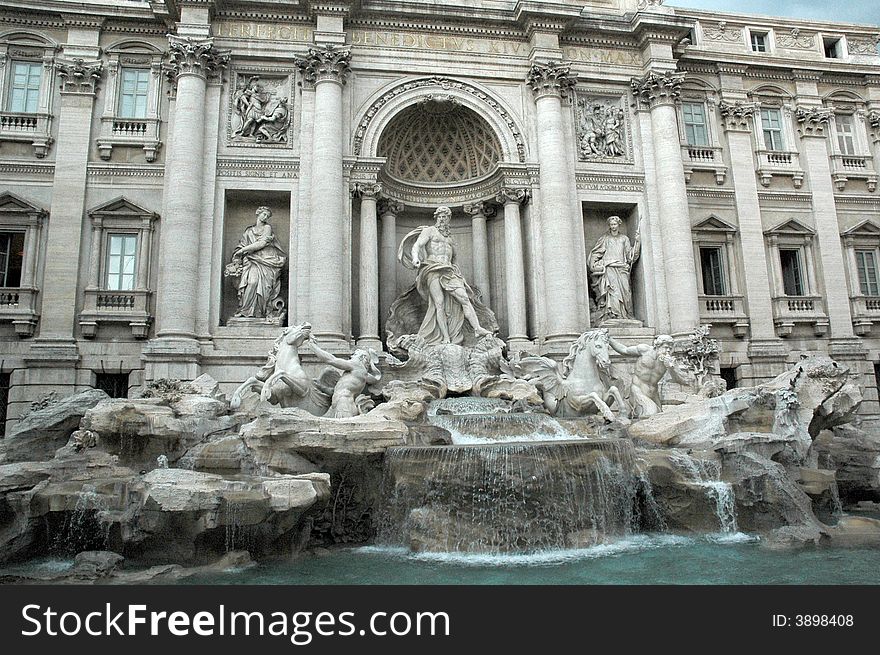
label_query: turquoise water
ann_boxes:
[183,534,880,585]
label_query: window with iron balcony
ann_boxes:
[678,89,727,185]
[79,197,158,339]
[0,192,47,338]
[826,94,877,193]
[96,41,165,163]
[0,33,57,158]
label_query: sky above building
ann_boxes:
[669,0,879,26]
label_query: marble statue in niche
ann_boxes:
[224,206,287,324]
[231,75,291,144]
[386,205,498,347]
[576,98,626,160]
[588,215,641,324]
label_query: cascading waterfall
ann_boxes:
[426,397,594,445]
[377,439,650,553]
[50,485,111,554]
[668,451,738,533]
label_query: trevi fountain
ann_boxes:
[1,205,879,584]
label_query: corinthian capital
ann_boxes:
[166,35,229,84]
[630,70,685,108]
[351,182,382,200]
[795,105,833,138]
[495,187,531,206]
[866,109,879,131]
[57,58,104,95]
[718,100,757,132]
[526,61,576,100]
[463,201,497,219]
[296,45,352,86]
[377,199,404,216]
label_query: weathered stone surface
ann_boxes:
[827,516,880,547]
[72,550,125,577]
[721,452,821,534]
[188,374,227,402]
[3,389,110,463]
[814,424,880,501]
[240,408,408,457]
[81,399,243,469]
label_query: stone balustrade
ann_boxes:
[851,295,880,336]
[680,144,727,184]
[97,115,162,162]
[698,294,749,337]
[0,286,40,337]
[772,295,829,337]
[830,153,877,192]
[756,148,804,188]
[79,288,152,339]
[0,111,53,158]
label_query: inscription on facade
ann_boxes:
[351,29,529,56]
[561,46,640,67]
[217,21,313,42]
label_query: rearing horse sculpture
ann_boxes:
[514,328,629,421]
[230,322,337,414]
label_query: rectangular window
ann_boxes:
[856,249,880,296]
[720,366,738,391]
[835,114,856,155]
[779,248,806,296]
[0,232,25,288]
[700,246,727,296]
[750,32,768,52]
[824,37,842,59]
[95,372,129,399]
[105,233,138,291]
[760,108,785,151]
[118,68,150,118]
[9,61,42,113]
[682,102,709,146]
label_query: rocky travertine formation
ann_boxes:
[0,355,877,572]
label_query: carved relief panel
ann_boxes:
[574,93,631,163]
[227,69,294,147]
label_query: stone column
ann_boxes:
[38,58,104,342]
[526,61,582,343]
[297,45,351,342]
[718,101,778,342]
[796,106,854,338]
[496,187,531,346]
[631,71,700,335]
[154,36,228,342]
[463,201,493,309]
[378,199,403,336]
[352,182,382,349]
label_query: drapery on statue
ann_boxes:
[588,215,640,322]
[386,205,498,347]
[224,206,287,321]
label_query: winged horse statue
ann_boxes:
[513,328,629,420]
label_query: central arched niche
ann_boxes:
[377,99,502,186]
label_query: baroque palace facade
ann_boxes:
[0,0,878,428]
